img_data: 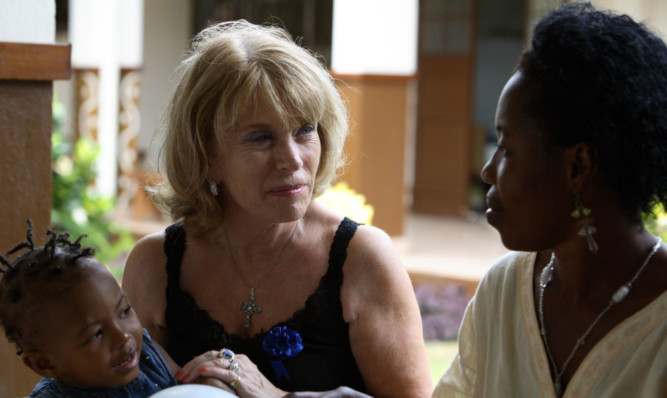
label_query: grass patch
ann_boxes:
[425,340,458,385]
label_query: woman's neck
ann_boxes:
[550,221,657,303]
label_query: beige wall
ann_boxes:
[139,0,193,155]
[592,0,667,37]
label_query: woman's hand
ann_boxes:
[174,350,236,393]
[175,349,287,397]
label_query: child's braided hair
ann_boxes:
[0,220,95,354]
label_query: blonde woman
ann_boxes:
[122,20,432,398]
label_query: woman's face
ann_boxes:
[481,72,574,251]
[209,100,322,224]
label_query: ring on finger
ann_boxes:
[218,347,240,373]
[229,359,240,373]
[229,373,241,391]
[219,348,234,360]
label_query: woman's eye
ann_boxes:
[297,124,315,135]
[248,132,271,143]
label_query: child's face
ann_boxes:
[35,260,143,390]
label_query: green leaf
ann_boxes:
[51,101,135,266]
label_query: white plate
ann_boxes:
[150,384,237,397]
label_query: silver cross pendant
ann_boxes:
[239,287,262,328]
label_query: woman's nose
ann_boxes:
[276,139,303,171]
[480,156,495,184]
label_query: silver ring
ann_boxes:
[229,360,240,373]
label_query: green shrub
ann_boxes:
[51,101,135,269]
[645,203,667,241]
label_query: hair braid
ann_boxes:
[0,220,96,354]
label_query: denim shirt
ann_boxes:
[30,329,177,397]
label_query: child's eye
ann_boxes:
[89,330,103,342]
[120,305,132,319]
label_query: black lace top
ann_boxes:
[163,217,367,393]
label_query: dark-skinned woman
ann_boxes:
[435,3,667,397]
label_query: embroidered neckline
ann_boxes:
[173,262,337,344]
[165,218,355,346]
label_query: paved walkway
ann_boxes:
[394,212,510,295]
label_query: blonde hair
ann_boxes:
[151,20,348,236]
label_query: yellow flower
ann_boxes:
[315,182,374,225]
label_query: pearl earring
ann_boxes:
[209,180,219,196]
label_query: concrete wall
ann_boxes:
[138,0,193,160]
[0,0,55,42]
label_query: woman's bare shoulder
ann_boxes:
[132,230,167,252]
[121,230,171,342]
[122,230,168,289]
[347,224,399,268]
[307,201,398,266]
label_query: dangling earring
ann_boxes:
[571,193,598,253]
[209,180,219,196]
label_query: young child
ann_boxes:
[0,221,178,397]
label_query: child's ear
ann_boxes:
[22,352,57,378]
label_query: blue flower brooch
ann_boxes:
[262,326,303,384]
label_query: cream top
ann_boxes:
[433,251,667,398]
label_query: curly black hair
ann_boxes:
[517,3,667,221]
[0,220,95,354]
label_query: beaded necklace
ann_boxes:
[538,238,662,397]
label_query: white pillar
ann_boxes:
[0,0,54,42]
[330,0,419,235]
[331,0,419,75]
[69,0,143,197]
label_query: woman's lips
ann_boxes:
[113,350,138,373]
[485,196,504,224]
[269,185,306,197]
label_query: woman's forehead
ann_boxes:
[498,74,545,121]
[231,96,312,130]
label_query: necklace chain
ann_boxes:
[223,222,299,328]
[538,238,662,397]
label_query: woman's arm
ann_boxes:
[341,226,433,398]
[122,232,171,347]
